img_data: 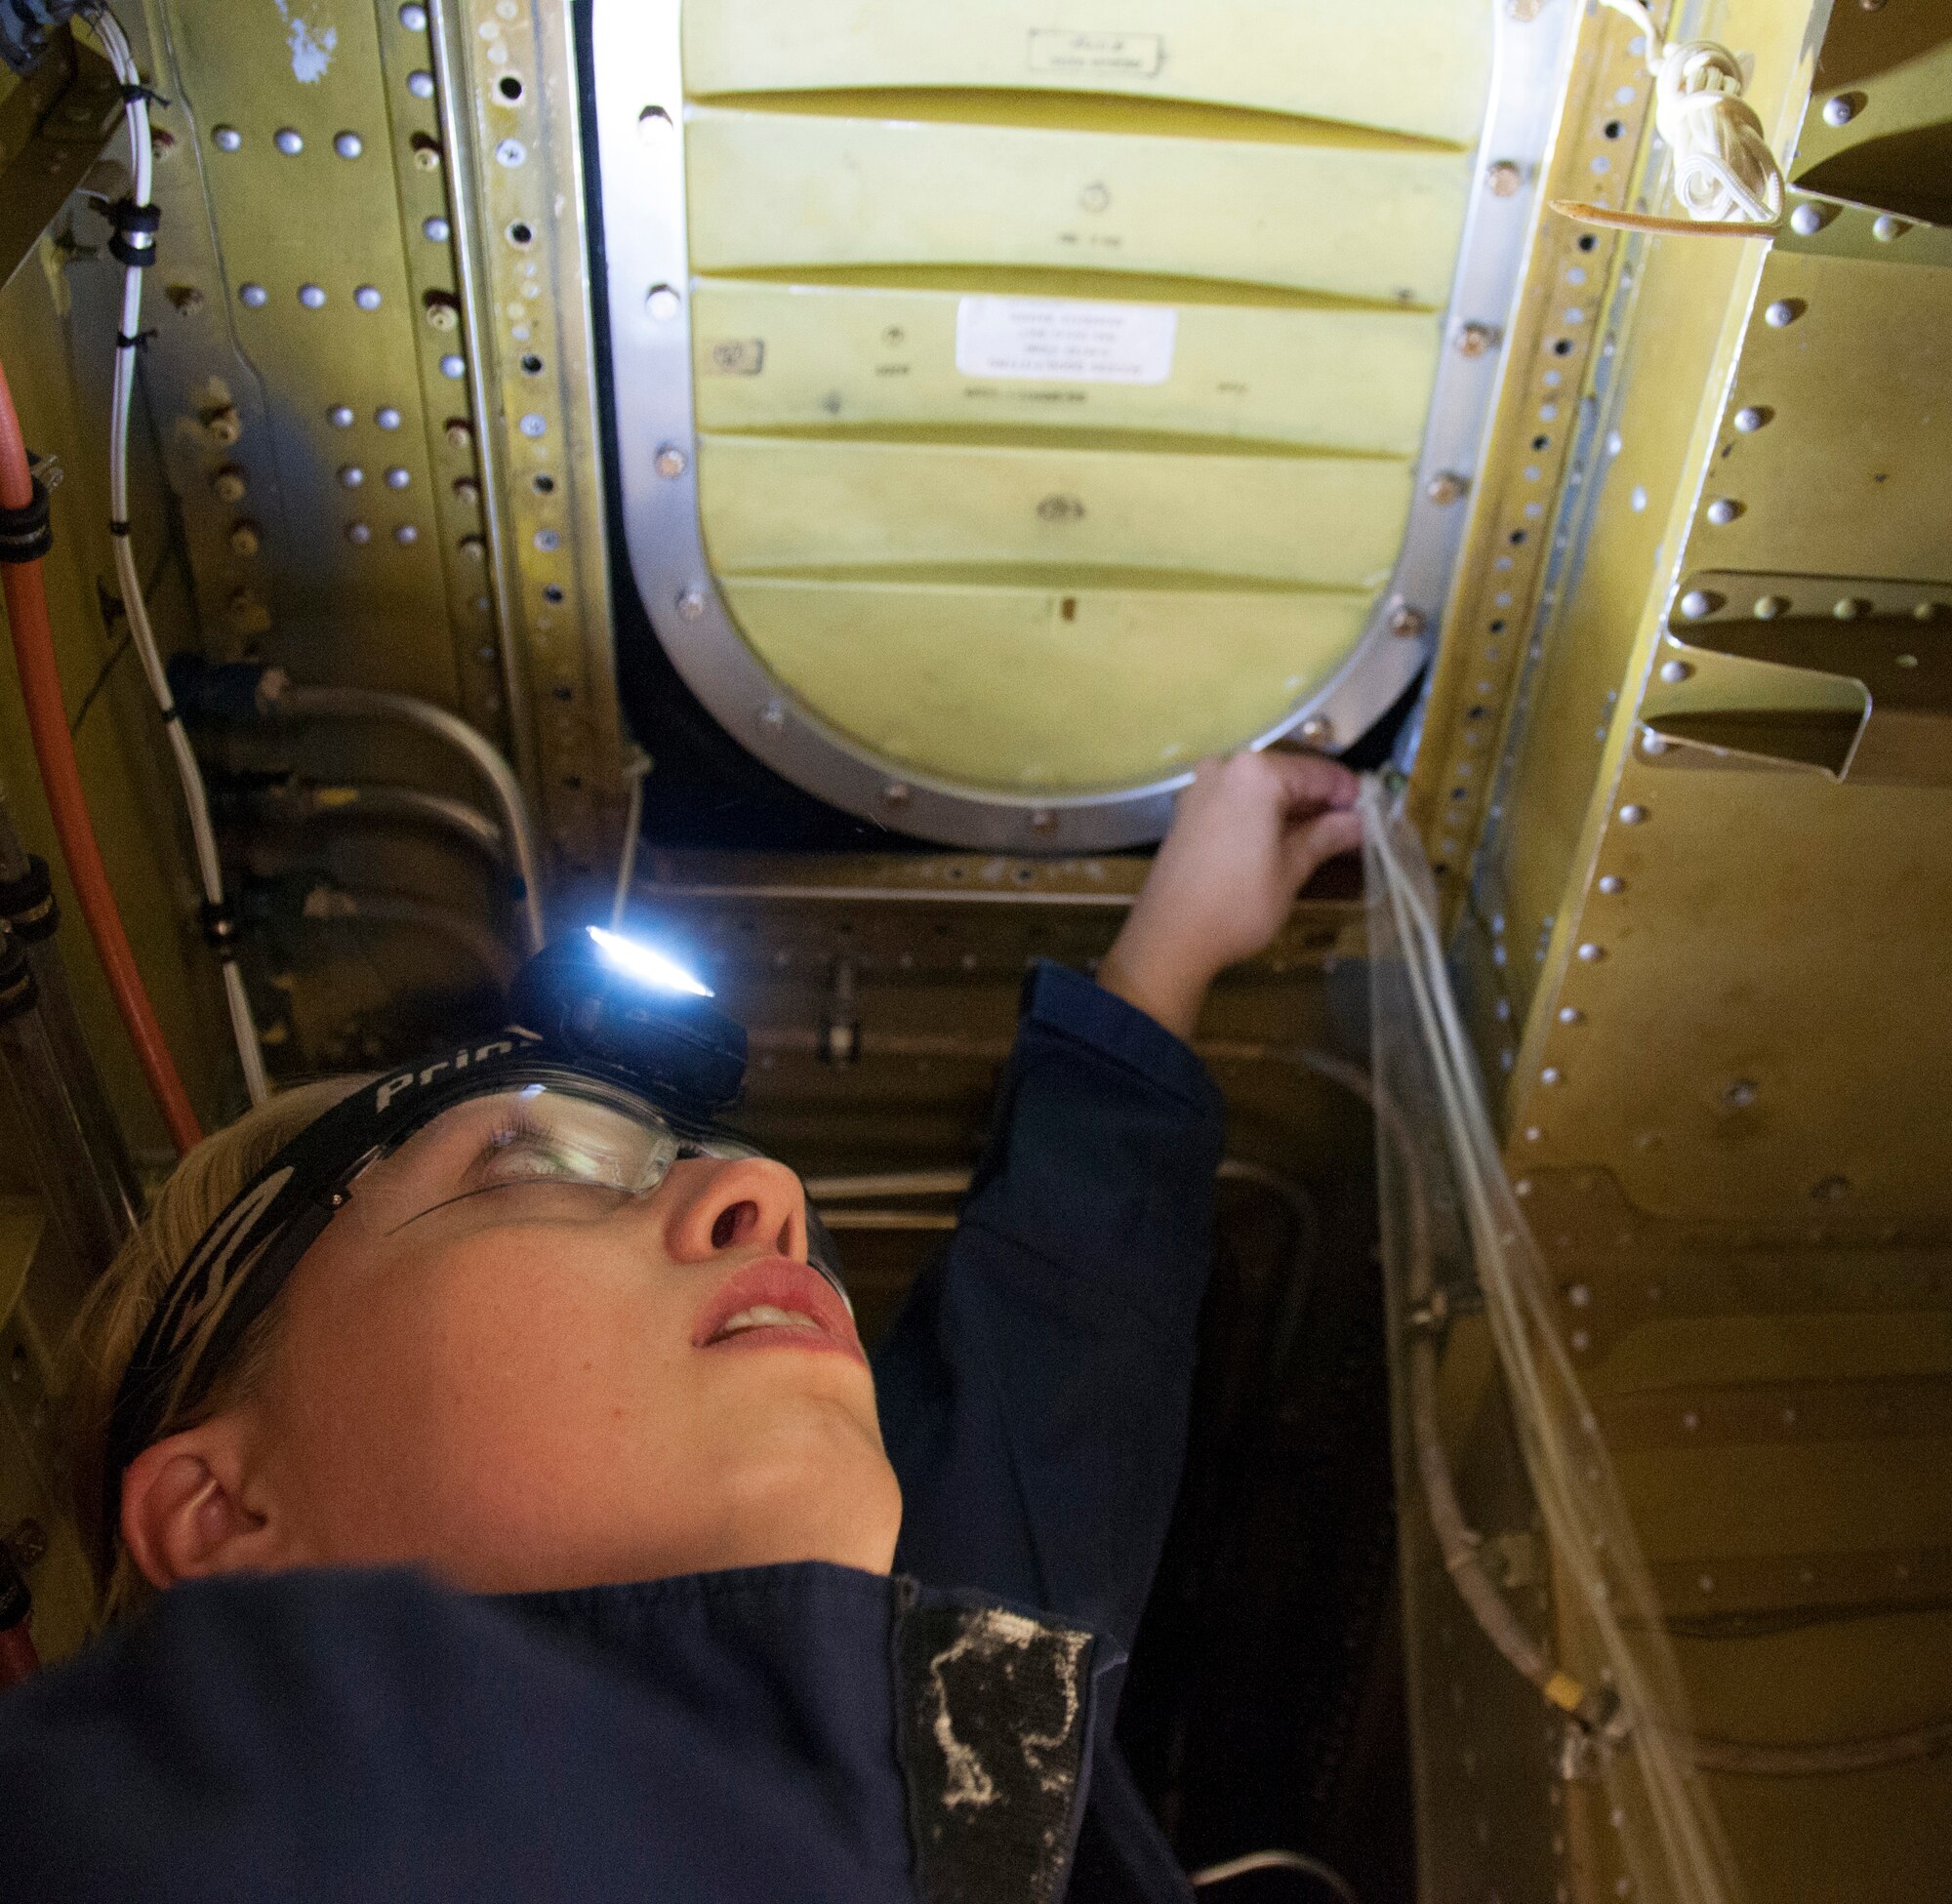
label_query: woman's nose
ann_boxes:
[659,1155,808,1267]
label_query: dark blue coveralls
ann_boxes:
[0,961,1224,1902]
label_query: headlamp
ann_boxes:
[104,930,830,1527]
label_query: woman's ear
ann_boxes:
[119,1413,293,1592]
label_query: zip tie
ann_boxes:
[107,516,132,537]
[118,80,171,108]
[114,327,156,350]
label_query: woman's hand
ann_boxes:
[1096,749,1362,1042]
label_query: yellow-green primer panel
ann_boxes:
[680,0,1494,790]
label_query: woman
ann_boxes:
[1,750,1361,1902]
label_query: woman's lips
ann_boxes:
[691,1256,866,1366]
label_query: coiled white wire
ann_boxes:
[91,7,268,1104]
[1556,0,1784,239]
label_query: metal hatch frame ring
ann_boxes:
[590,0,1577,852]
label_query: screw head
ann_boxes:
[654,444,688,478]
[1754,593,1790,620]
[1558,1006,1584,1025]
[1764,300,1799,328]
[394,523,420,546]
[239,282,268,308]
[440,354,466,379]
[399,1,428,26]
[1732,406,1769,433]
[444,420,473,449]
[423,216,452,243]
[408,70,436,100]
[1679,589,1716,619]
[376,406,403,430]
[274,128,304,155]
[495,138,526,168]
[1389,602,1428,639]
[346,521,372,545]
[214,126,242,152]
[519,412,549,439]
[1576,941,1605,963]
[674,587,706,620]
[1456,321,1497,358]
[458,534,486,561]
[1425,470,1469,506]
[228,521,262,557]
[1597,873,1624,895]
[1834,596,1869,621]
[327,404,354,428]
[1485,159,1525,197]
[299,283,327,309]
[211,466,248,503]
[338,465,364,488]
[1872,214,1907,242]
[1822,94,1858,127]
[1704,497,1739,526]
[452,476,481,505]
[1658,658,1692,684]
[1789,203,1826,236]
[354,284,383,310]
[334,131,364,159]
[1618,803,1648,826]
[385,466,411,490]
[1298,715,1334,748]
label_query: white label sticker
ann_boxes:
[956,297,1177,385]
[1027,28,1163,76]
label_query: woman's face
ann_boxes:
[147,1091,901,1595]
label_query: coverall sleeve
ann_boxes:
[874,958,1226,1653]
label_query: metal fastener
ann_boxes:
[1789,204,1825,236]
[1642,729,1669,756]
[1822,95,1858,127]
[1597,873,1624,895]
[1872,215,1907,242]
[1558,1006,1584,1025]
[239,282,267,308]
[346,520,372,546]
[882,784,913,809]
[334,131,364,160]
[299,284,327,309]
[1679,589,1715,619]
[1732,406,1769,433]
[1456,321,1498,358]
[458,534,485,560]
[1541,1067,1563,1086]
[1722,1078,1759,1109]
[399,2,427,26]
[1029,809,1057,835]
[274,128,304,155]
[408,70,435,100]
[1298,715,1334,747]
[1754,593,1790,620]
[495,138,526,168]
[439,354,466,379]
[424,292,460,331]
[228,521,262,557]
[674,587,706,620]
[423,216,451,242]
[1764,300,1798,328]
[214,126,242,151]
[204,406,243,445]
[327,404,354,428]
[444,419,473,449]
[1508,0,1544,17]
[211,466,248,503]
[518,413,549,439]
[354,285,382,310]
[1618,804,1647,826]
[376,406,403,430]
[1658,658,1692,683]
[338,465,364,488]
[1833,597,1869,620]
[394,523,419,545]
[758,700,786,732]
[646,284,681,321]
[384,466,410,490]
[1425,470,1469,506]
[1704,498,1739,526]
[453,476,481,506]
[654,444,688,478]
[1390,603,1428,639]
[1576,942,1605,963]
[1486,160,1525,197]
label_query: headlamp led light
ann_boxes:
[104,933,838,1529]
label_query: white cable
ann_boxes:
[1189,1849,1362,1903]
[91,7,270,1105]
[610,749,650,931]
[1555,0,1783,239]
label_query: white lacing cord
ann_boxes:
[91,6,270,1104]
[1554,0,1784,239]
[1188,1848,1362,1903]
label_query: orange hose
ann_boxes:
[0,356,202,1155]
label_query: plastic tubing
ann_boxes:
[0,355,202,1155]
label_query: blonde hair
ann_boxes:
[65,1074,372,1625]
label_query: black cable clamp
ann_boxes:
[0,856,59,945]
[106,198,161,269]
[198,898,239,957]
[0,472,52,566]
[0,941,38,1027]
[118,80,170,109]
[114,326,157,351]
